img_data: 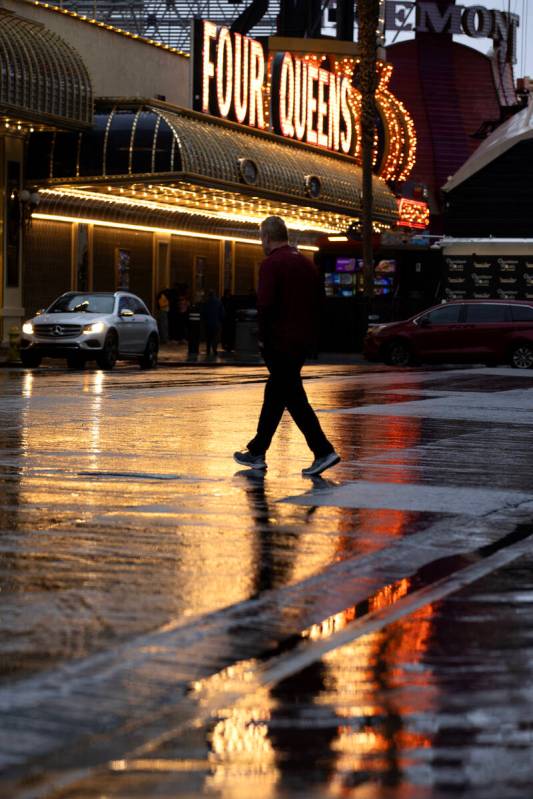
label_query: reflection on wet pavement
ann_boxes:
[2,364,533,797]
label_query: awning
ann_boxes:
[0,9,92,130]
[28,101,398,234]
[443,98,533,193]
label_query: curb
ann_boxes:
[1,353,368,369]
[0,359,366,369]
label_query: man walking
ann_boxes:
[234,216,340,477]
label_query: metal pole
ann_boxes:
[357,0,380,299]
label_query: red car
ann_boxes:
[363,300,533,368]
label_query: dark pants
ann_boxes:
[157,310,169,344]
[205,325,219,356]
[247,350,333,458]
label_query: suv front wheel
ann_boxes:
[97,331,118,370]
[510,343,533,369]
[139,335,159,369]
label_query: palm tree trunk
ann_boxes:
[357,0,380,298]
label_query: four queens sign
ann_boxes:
[191,18,419,182]
[192,20,355,155]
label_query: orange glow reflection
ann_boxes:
[195,660,280,798]
[323,592,436,794]
[206,705,279,798]
[334,409,423,558]
[284,570,437,794]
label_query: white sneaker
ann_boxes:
[302,451,340,477]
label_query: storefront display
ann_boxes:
[443,254,533,301]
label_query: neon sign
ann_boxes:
[397,197,430,229]
[192,19,417,181]
[196,20,266,130]
[270,53,353,154]
[193,20,354,154]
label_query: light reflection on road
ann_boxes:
[4,365,393,676]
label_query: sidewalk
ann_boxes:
[0,342,368,367]
[157,341,367,367]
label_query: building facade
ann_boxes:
[385,0,523,233]
[0,3,93,340]
[1,0,420,342]
[440,97,533,302]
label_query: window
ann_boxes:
[423,305,462,325]
[49,293,114,314]
[131,297,148,315]
[511,305,533,322]
[118,296,135,314]
[465,304,507,323]
[115,248,131,290]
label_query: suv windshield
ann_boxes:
[48,294,115,314]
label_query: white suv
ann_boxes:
[20,291,159,370]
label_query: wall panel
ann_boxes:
[92,228,153,307]
[24,220,71,314]
[170,237,220,299]
[234,242,263,296]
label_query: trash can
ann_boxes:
[235,308,260,360]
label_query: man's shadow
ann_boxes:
[234,468,291,595]
[233,469,340,591]
[232,468,340,790]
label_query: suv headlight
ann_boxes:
[22,322,34,335]
[82,321,105,335]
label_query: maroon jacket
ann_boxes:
[257,244,321,356]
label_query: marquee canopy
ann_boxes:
[28,102,398,238]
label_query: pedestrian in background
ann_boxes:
[221,288,236,352]
[156,289,169,344]
[166,283,178,341]
[234,216,340,477]
[202,289,225,358]
[176,289,190,343]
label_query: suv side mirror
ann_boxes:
[418,316,431,327]
[120,308,134,318]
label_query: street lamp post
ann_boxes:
[357,0,380,300]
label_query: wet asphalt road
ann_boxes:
[2,362,533,798]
